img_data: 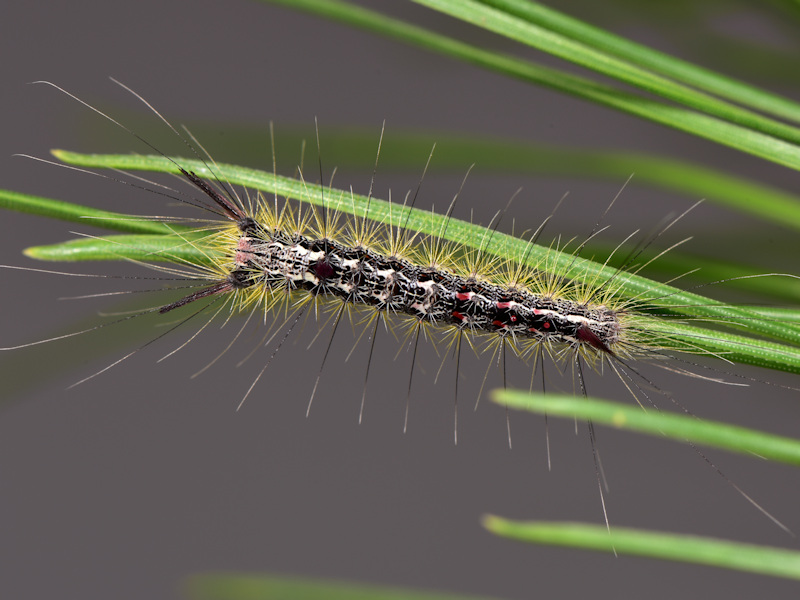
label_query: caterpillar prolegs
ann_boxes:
[3,82,800,536]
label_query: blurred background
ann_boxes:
[1,1,800,598]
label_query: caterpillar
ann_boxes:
[3,81,800,537]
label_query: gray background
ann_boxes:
[1,1,800,598]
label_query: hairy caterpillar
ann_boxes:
[3,81,800,542]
